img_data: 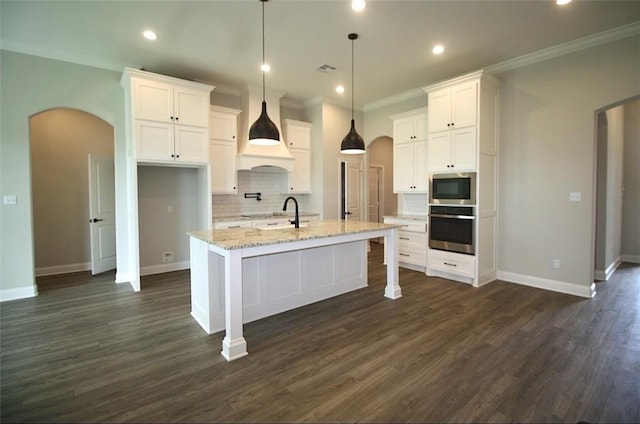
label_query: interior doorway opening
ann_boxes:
[30,108,116,281]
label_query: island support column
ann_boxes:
[384,228,402,299]
[221,250,248,361]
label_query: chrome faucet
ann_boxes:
[283,196,300,228]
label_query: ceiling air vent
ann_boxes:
[314,64,337,73]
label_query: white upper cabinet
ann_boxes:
[427,127,477,172]
[133,78,210,128]
[390,108,428,193]
[427,81,477,133]
[122,68,214,165]
[209,106,240,194]
[282,119,312,194]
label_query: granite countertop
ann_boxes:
[213,212,320,223]
[383,214,429,222]
[189,219,402,250]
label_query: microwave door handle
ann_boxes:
[429,214,476,220]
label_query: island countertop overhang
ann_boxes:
[188,219,402,251]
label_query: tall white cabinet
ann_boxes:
[209,105,241,194]
[121,68,214,291]
[282,119,312,194]
[390,108,428,193]
[424,70,500,287]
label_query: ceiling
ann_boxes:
[1,0,639,108]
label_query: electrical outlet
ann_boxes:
[569,192,581,202]
[162,251,174,263]
[553,259,560,269]
[3,195,17,205]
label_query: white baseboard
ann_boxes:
[115,271,130,284]
[0,285,38,302]
[595,256,623,281]
[140,261,190,276]
[35,262,90,277]
[622,254,640,264]
[497,270,596,299]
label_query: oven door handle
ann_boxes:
[429,214,475,220]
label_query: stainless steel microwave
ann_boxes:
[429,172,476,205]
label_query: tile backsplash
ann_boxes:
[398,193,428,216]
[212,170,311,217]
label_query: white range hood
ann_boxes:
[236,84,295,172]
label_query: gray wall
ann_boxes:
[496,36,639,290]
[31,108,114,272]
[622,99,640,261]
[0,51,129,300]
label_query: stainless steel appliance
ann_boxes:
[429,205,475,255]
[429,172,476,205]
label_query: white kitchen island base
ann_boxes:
[188,220,401,361]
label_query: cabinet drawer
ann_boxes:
[428,249,475,278]
[251,219,290,228]
[398,246,427,267]
[213,220,252,229]
[398,231,427,249]
[383,218,427,233]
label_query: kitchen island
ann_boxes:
[188,219,402,361]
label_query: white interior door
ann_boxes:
[345,161,362,221]
[88,154,116,275]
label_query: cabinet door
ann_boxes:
[393,142,415,193]
[210,110,238,142]
[413,113,428,141]
[210,140,238,194]
[393,116,416,144]
[287,124,311,150]
[135,120,174,162]
[174,126,209,164]
[427,132,452,173]
[174,87,210,128]
[427,88,452,133]
[451,81,477,129]
[413,140,429,192]
[286,148,311,194]
[451,127,477,171]
[133,79,174,124]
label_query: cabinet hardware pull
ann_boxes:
[171,154,175,158]
[400,253,410,257]
[229,226,240,228]
[400,237,410,240]
[444,262,457,267]
[170,116,174,120]
[175,117,179,121]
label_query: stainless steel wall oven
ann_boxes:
[429,205,475,255]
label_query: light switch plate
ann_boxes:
[569,192,581,202]
[3,195,17,205]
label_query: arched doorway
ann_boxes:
[367,136,396,242]
[30,108,116,280]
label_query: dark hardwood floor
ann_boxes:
[2,243,639,423]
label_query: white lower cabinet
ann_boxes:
[212,220,252,230]
[427,249,476,284]
[383,217,427,272]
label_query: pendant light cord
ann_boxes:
[262,0,266,102]
[351,37,355,120]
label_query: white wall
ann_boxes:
[496,36,639,295]
[622,99,640,262]
[0,51,128,301]
[31,108,114,273]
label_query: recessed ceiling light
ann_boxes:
[432,44,445,55]
[556,0,572,5]
[260,63,271,72]
[352,0,366,12]
[336,85,345,94]
[143,30,157,41]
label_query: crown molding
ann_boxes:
[485,21,640,75]
[363,88,426,112]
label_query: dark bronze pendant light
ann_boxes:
[249,0,280,146]
[340,33,365,154]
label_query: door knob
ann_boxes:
[91,218,104,223]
